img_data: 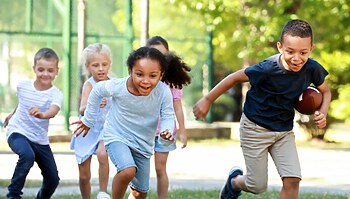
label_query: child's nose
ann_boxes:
[141,78,150,84]
[292,54,301,61]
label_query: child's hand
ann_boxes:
[160,130,174,142]
[178,129,187,149]
[313,111,327,129]
[3,113,14,128]
[99,98,107,108]
[29,107,44,119]
[193,96,211,121]
[71,120,90,137]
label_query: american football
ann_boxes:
[294,86,323,115]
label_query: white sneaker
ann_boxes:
[97,191,111,199]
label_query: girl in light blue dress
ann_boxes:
[70,43,113,199]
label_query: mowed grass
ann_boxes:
[50,191,350,199]
[0,187,347,199]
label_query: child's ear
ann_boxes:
[276,41,283,53]
[310,43,315,52]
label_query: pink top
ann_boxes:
[155,87,183,136]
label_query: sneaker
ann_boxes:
[97,191,111,199]
[219,166,243,199]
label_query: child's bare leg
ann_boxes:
[233,175,248,191]
[112,167,136,199]
[78,157,92,199]
[280,177,300,199]
[97,141,109,192]
[155,152,169,199]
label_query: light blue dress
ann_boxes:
[70,77,112,164]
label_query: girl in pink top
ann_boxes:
[147,36,191,199]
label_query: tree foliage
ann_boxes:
[165,0,350,138]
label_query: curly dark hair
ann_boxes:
[146,36,191,89]
[162,52,191,89]
[127,46,168,74]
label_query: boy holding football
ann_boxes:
[193,19,331,199]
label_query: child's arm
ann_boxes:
[79,82,93,115]
[314,82,332,129]
[79,82,107,115]
[193,69,249,120]
[159,85,176,143]
[73,80,112,137]
[29,104,60,119]
[174,99,187,148]
[3,106,17,128]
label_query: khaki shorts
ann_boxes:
[239,113,301,192]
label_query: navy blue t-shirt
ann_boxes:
[243,54,328,131]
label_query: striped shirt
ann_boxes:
[6,80,63,145]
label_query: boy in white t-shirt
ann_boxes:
[4,48,63,199]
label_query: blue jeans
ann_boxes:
[7,133,60,199]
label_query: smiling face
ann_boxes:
[127,58,163,96]
[86,53,111,82]
[33,58,59,90]
[277,35,314,72]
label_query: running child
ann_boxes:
[193,19,332,199]
[70,43,112,199]
[72,46,175,199]
[146,36,191,199]
[4,48,62,199]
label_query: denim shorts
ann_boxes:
[154,135,177,153]
[106,141,150,193]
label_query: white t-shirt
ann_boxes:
[6,80,63,145]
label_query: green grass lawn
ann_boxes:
[2,190,346,199]
[0,187,347,199]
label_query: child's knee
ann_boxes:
[283,177,300,189]
[120,167,137,181]
[97,151,109,163]
[246,179,268,194]
[48,175,60,188]
[19,152,35,169]
[79,175,90,184]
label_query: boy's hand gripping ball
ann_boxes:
[294,86,323,115]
